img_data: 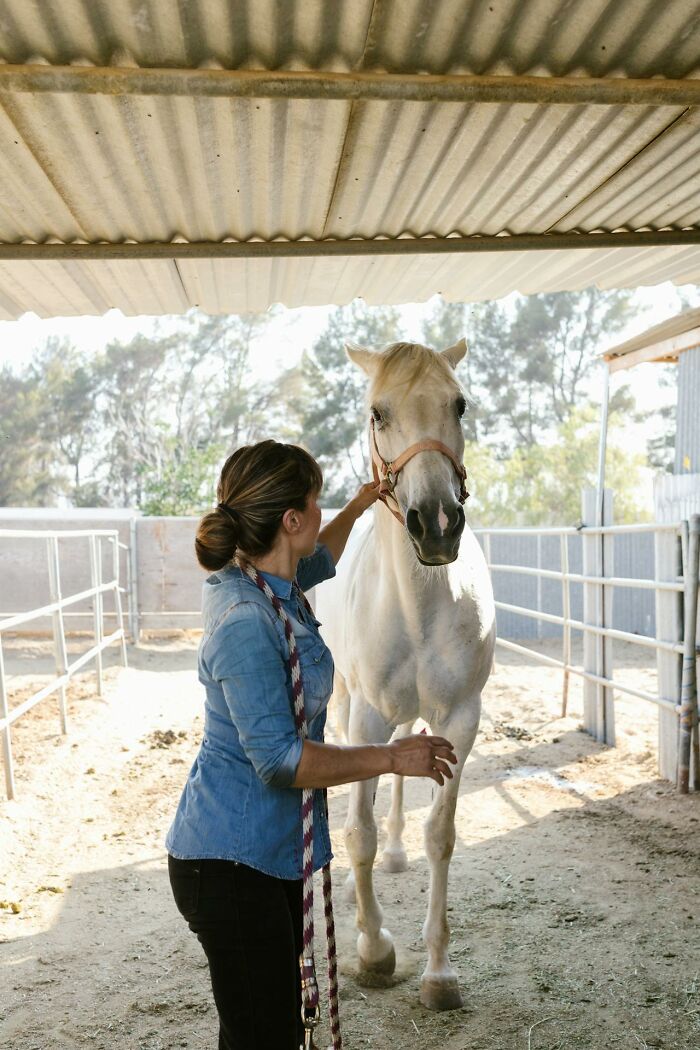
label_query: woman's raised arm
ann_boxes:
[317,481,380,565]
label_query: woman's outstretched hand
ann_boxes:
[349,480,381,517]
[388,733,457,786]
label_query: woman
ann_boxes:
[165,440,457,1050]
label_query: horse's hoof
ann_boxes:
[419,974,463,1012]
[382,847,409,873]
[358,930,396,975]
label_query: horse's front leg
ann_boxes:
[420,696,481,1011]
[344,696,396,974]
[382,720,414,873]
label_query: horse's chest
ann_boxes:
[352,615,475,722]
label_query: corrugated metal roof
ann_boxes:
[0,0,700,317]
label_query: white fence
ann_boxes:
[475,500,700,793]
[2,502,699,792]
[0,528,128,800]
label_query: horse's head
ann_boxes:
[347,339,469,566]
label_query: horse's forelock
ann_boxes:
[371,342,461,400]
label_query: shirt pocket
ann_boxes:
[295,631,334,708]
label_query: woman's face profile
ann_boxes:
[297,489,323,556]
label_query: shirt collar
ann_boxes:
[257,568,294,600]
[226,562,295,600]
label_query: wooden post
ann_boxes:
[582,488,615,744]
[536,533,543,640]
[560,533,571,717]
[129,517,141,644]
[678,514,700,791]
[654,491,685,783]
[0,643,14,800]
[111,535,129,668]
[89,535,104,697]
[46,535,69,734]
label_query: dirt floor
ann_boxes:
[1,633,698,1050]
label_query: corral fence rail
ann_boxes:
[0,528,128,800]
[474,503,700,794]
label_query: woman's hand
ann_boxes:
[388,734,457,786]
[349,481,381,517]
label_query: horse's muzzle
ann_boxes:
[405,502,465,564]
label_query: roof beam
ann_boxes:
[1,231,700,261]
[2,64,700,106]
[605,327,700,373]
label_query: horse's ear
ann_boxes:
[345,343,380,375]
[441,338,468,369]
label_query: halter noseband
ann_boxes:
[369,416,469,526]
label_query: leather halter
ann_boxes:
[369,416,469,526]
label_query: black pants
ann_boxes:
[168,855,305,1050]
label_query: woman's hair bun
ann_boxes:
[195,507,239,571]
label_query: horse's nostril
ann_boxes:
[451,505,465,538]
[406,507,426,541]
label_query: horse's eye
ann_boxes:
[456,397,467,418]
[371,406,383,424]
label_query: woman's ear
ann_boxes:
[281,507,301,533]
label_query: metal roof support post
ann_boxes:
[678,514,700,792]
[582,488,615,745]
[654,520,684,782]
[596,366,610,528]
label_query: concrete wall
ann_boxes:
[0,509,667,639]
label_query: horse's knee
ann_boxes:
[425,825,455,863]
[345,819,378,866]
[424,803,457,862]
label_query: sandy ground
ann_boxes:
[1,632,698,1050]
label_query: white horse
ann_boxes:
[316,339,495,1012]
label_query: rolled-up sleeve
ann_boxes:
[296,543,336,591]
[206,602,303,788]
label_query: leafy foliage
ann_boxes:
[464,406,651,526]
[0,290,665,523]
[289,301,403,504]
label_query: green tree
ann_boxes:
[290,301,403,504]
[138,437,227,516]
[464,404,650,526]
[422,289,638,451]
[95,311,278,511]
[0,366,54,505]
[30,337,103,504]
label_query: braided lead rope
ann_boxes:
[238,560,342,1050]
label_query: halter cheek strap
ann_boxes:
[369,417,469,526]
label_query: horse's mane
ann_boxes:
[371,341,462,398]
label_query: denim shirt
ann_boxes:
[165,543,336,879]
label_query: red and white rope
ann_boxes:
[240,560,342,1050]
